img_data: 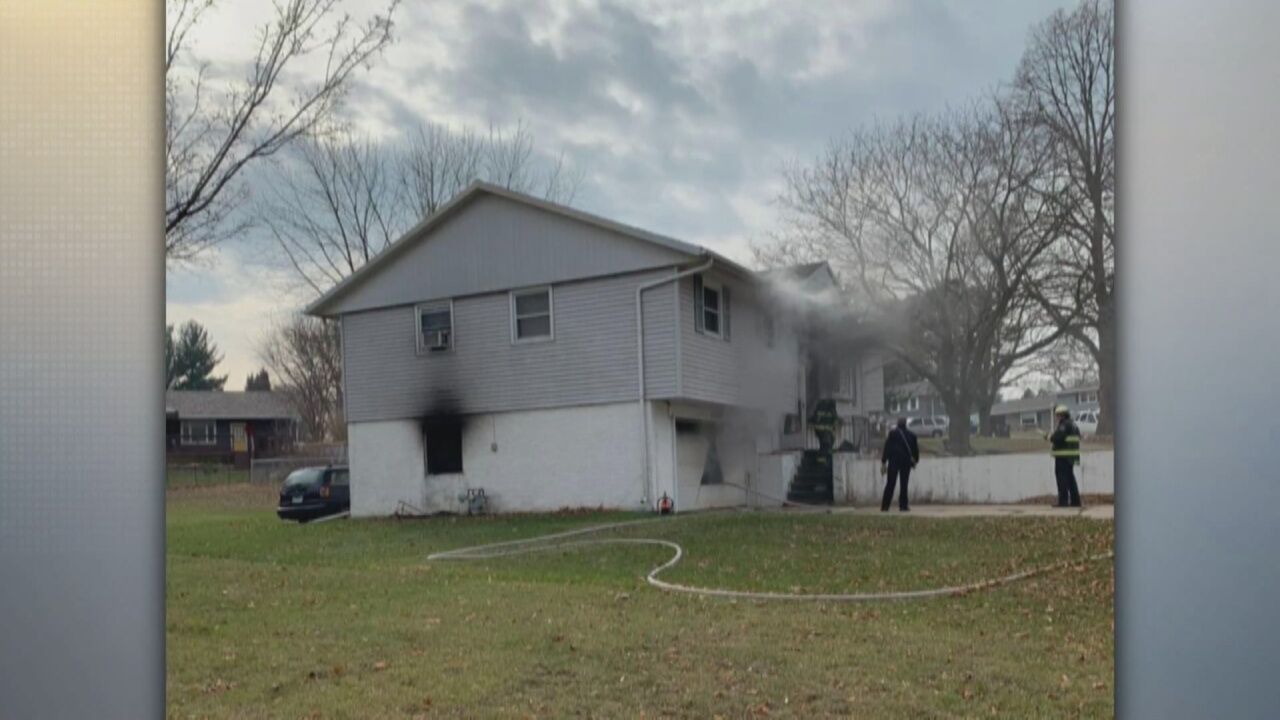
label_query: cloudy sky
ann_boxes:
[166,0,1074,389]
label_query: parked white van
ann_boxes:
[1075,409,1100,436]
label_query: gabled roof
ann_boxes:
[305,181,757,317]
[991,383,1100,416]
[166,391,300,421]
[990,396,1054,416]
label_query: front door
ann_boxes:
[230,423,248,453]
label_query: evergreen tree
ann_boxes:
[244,369,272,391]
[168,321,227,390]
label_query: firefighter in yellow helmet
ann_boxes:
[1046,405,1082,507]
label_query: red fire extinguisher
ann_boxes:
[657,492,674,515]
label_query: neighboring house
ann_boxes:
[884,380,948,420]
[988,383,1101,434]
[165,390,301,464]
[306,182,883,517]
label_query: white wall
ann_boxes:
[754,452,796,507]
[347,401,648,517]
[834,450,1115,505]
[648,401,677,509]
[348,419,428,517]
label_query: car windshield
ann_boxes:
[283,468,325,489]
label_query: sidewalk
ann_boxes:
[826,504,1114,521]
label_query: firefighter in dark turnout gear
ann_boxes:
[880,418,919,512]
[1047,405,1082,507]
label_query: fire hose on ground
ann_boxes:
[426,483,1113,603]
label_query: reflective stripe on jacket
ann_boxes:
[1050,419,1081,463]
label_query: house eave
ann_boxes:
[304,182,759,318]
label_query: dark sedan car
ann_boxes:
[276,466,350,522]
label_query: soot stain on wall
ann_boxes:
[418,393,466,475]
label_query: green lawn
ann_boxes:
[167,485,1114,719]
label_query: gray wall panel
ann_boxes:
[343,269,678,421]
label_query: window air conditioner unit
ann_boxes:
[426,330,450,351]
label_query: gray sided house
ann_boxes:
[165,390,301,464]
[307,182,884,516]
[989,383,1101,434]
[884,380,948,421]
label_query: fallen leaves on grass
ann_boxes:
[201,679,236,695]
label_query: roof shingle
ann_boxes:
[165,391,300,420]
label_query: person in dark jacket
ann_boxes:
[1046,405,1082,507]
[880,418,919,512]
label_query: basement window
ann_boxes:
[511,287,553,342]
[416,301,453,353]
[424,420,463,475]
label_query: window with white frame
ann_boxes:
[511,287,553,342]
[180,420,217,445]
[693,274,730,340]
[1020,412,1039,427]
[416,301,453,352]
[907,397,920,411]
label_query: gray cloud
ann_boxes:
[174,0,1078,374]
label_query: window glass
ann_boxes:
[702,285,721,335]
[180,420,216,445]
[515,292,549,316]
[284,468,324,488]
[420,310,451,332]
[703,287,720,312]
[703,309,720,334]
[419,307,452,350]
[513,289,552,340]
[517,315,551,338]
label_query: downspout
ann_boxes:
[637,257,714,508]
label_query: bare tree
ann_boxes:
[165,0,398,262]
[398,123,486,219]
[261,129,406,295]
[768,101,1069,453]
[262,119,585,295]
[398,119,584,220]
[259,315,344,441]
[1023,334,1099,390]
[1014,0,1115,433]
